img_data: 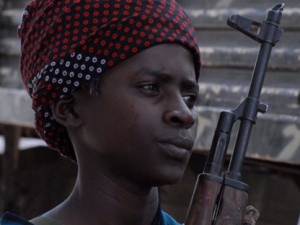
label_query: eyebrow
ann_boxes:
[138,68,199,91]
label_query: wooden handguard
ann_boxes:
[185,175,248,225]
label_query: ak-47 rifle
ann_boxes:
[185,4,285,225]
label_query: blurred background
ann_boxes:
[0,0,299,224]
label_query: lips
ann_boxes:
[158,137,194,160]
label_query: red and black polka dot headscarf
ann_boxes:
[18,0,201,161]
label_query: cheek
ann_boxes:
[126,112,152,142]
[191,110,199,137]
[110,104,148,144]
[123,107,160,154]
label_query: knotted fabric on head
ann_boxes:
[18,0,201,161]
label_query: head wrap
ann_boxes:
[18,0,201,161]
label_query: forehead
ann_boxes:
[109,43,197,81]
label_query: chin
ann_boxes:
[164,172,185,185]
[153,166,186,187]
[139,160,189,187]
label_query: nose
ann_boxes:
[163,99,196,129]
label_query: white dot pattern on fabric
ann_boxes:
[97,67,102,73]
[37,51,107,95]
[30,51,107,145]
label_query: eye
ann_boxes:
[142,83,159,91]
[182,93,198,108]
[137,82,160,95]
[139,82,159,92]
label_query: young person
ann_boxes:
[0,0,201,224]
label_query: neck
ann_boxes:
[45,164,160,225]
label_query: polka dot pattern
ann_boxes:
[18,0,201,161]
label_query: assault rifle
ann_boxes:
[185,4,285,225]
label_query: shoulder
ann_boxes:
[161,211,182,225]
[0,212,33,225]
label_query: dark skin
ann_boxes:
[46,44,199,225]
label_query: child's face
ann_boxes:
[73,43,199,188]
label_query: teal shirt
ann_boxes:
[161,211,181,225]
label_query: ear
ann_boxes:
[50,95,83,128]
